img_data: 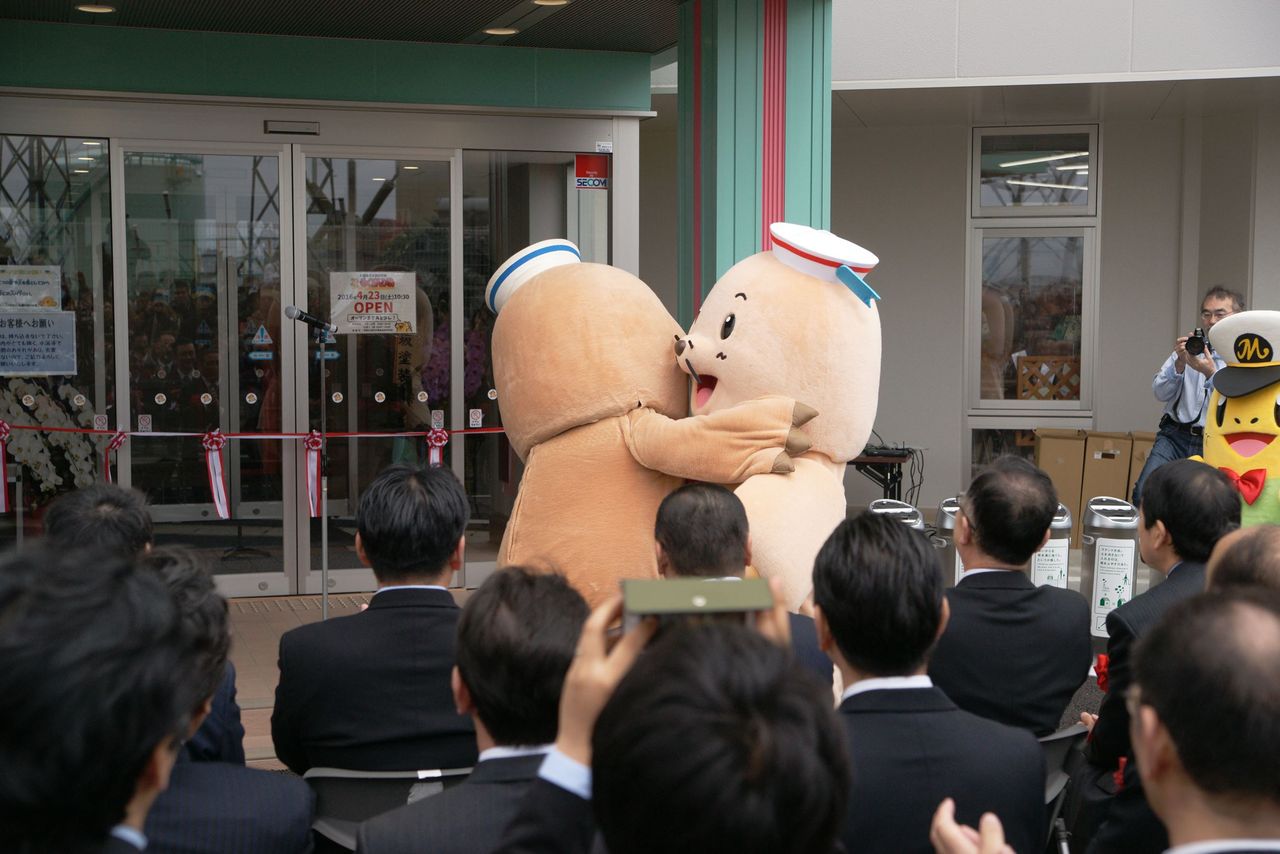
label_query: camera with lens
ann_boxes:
[1186,326,1207,357]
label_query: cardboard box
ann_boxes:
[1082,431,1134,518]
[1127,431,1157,502]
[1035,429,1086,546]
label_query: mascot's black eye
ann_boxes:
[721,313,736,340]
[1216,395,1227,428]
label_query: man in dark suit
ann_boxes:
[44,483,246,765]
[495,598,848,854]
[272,464,477,774]
[1075,459,1239,853]
[143,548,315,853]
[813,511,1045,854]
[653,482,832,686]
[1130,588,1280,853]
[928,455,1092,736]
[0,547,193,854]
[356,567,588,854]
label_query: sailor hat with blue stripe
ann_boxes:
[485,239,582,314]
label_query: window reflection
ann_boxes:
[979,133,1091,209]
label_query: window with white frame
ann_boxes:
[966,126,1100,475]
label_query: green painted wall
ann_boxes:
[785,0,831,229]
[0,21,652,112]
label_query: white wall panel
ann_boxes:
[1133,0,1280,72]
[832,0,958,83]
[957,0,1133,79]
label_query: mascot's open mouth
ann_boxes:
[1226,432,1275,458]
[695,374,718,409]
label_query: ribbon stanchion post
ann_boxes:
[0,420,9,514]
[304,430,323,518]
[201,429,230,520]
[104,431,127,483]
[427,428,450,467]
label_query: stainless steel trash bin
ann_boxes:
[1029,503,1073,589]
[869,498,925,530]
[1079,497,1140,647]
[931,496,965,587]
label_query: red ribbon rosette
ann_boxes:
[304,430,323,518]
[104,431,127,483]
[427,428,449,467]
[0,419,10,513]
[201,429,230,519]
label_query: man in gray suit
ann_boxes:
[356,566,589,854]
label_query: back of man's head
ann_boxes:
[141,547,230,711]
[962,455,1057,565]
[814,512,944,677]
[357,464,469,583]
[455,566,588,746]
[1140,460,1239,564]
[1133,588,1280,812]
[0,547,191,852]
[43,483,153,558]
[592,623,849,854]
[654,483,749,578]
[1207,525,1280,592]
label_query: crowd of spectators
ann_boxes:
[3,454,1278,854]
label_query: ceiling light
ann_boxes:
[402,165,419,170]
[75,4,116,12]
[372,177,387,182]
[77,156,95,161]
[1005,179,1087,192]
[73,169,90,174]
[82,141,102,146]
[484,27,519,35]
[998,151,1089,168]
[533,0,570,5]
[1054,164,1088,171]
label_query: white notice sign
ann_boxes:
[330,272,416,335]
[1031,538,1069,588]
[0,265,61,310]
[1091,537,1135,637]
[0,312,76,375]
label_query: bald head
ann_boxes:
[1207,525,1280,592]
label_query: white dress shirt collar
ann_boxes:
[373,584,449,595]
[478,743,553,763]
[840,674,933,703]
[1166,841,1280,854]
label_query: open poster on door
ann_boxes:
[329,272,417,335]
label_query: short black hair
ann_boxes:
[1140,460,1239,563]
[962,455,1057,565]
[592,623,849,854]
[1203,286,1245,313]
[654,483,749,578]
[0,548,192,852]
[814,512,944,676]
[1209,525,1280,592]
[43,483,154,558]
[141,547,230,709]
[455,566,588,746]
[357,464,470,582]
[1133,588,1280,806]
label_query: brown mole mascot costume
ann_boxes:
[677,223,882,610]
[487,239,814,605]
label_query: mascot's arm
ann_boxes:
[622,396,816,484]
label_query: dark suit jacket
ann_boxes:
[788,612,834,686]
[1081,562,1206,854]
[145,757,315,854]
[492,777,596,854]
[928,569,1092,735]
[271,587,477,774]
[99,835,144,853]
[838,686,1045,854]
[357,753,544,854]
[185,663,245,764]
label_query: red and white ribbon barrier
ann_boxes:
[427,428,450,467]
[304,430,323,518]
[104,431,127,483]
[201,429,230,519]
[0,420,10,514]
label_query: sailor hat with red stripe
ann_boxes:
[769,222,878,284]
[486,239,582,314]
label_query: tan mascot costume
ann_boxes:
[677,223,882,609]
[488,239,814,605]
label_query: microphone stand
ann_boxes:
[315,324,330,620]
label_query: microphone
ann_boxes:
[284,305,337,334]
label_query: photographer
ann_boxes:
[1131,287,1242,507]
